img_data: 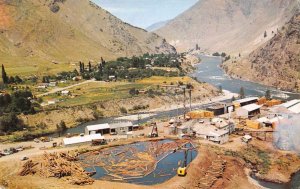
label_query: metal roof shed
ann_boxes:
[85,123,110,135]
[236,104,262,118]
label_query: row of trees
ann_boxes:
[0,90,36,133]
[1,64,23,85]
[77,54,184,81]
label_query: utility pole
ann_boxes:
[189,89,192,111]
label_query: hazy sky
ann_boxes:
[92,0,198,29]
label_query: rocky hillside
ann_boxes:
[223,12,300,92]
[0,0,175,75]
[156,0,298,54]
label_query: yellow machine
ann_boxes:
[177,147,189,176]
[177,167,187,176]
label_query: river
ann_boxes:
[191,55,300,100]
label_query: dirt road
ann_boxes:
[36,79,105,97]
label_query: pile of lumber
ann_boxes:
[19,152,94,185]
[194,159,227,189]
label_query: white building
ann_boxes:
[61,90,70,96]
[85,122,133,135]
[85,123,110,135]
[236,104,262,118]
[270,99,300,115]
[63,134,104,146]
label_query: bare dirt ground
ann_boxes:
[0,141,259,189]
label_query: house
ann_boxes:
[233,97,258,108]
[236,104,262,118]
[63,134,104,146]
[61,90,70,96]
[206,103,235,116]
[49,82,57,87]
[37,83,49,89]
[145,64,152,69]
[47,100,57,105]
[85,122,133,135]
[108,75,116,81]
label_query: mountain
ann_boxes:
[222,11,300,92]
[146,20,170,32]
[156,0,299,54]
[0,0,175,75]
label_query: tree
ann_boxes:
[264,31,267,38]
[120,107,127,114]
[231,96,236,102]
[88,62,92,72]
[218,86,223,93]
[265,90,271,100]
[0,113,21,132]
[56,120,67,137]
[9,76,15,84]
[239,87,245,99]
[1,64,9,84]
[15,76,23,83]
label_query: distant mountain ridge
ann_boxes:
[156,0,299,54]
[146,20,170,32]
[0,0,176,74]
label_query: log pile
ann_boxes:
[194,159,227,189]
[19,160,39,176]
[19,152,94,185]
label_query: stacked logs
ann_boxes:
[194,159,227,189]
[19,152,94,185]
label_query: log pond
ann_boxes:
[79,139,198,185]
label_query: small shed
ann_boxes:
[236,104,261,118]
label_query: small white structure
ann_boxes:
[49,82,57,87]
[47,100,56,105]
[242,135,252,143]
[63,134,104,146]
[236,104,261,118]
[61,90,70,96]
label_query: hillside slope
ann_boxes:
[156,0,298,54]
[0,0,175,75]
[223,12,300,92]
